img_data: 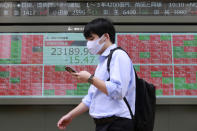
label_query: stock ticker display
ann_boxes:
[0,33,196,97]
[0,1,197,16]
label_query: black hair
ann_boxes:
[83,18,116,43]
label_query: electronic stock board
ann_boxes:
[0,1,197,105]
[0,32,197,98]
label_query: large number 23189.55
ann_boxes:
[51,48,89,55]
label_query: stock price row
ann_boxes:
[50,47,90,56]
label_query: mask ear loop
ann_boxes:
[99,34,107,44]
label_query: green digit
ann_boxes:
[75,56,80,64]
[90,56,95,64]
[83,56,88,64]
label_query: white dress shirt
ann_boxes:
[82,44,136,119]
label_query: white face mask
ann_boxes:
[86,35,106,55]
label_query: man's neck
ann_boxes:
[98,41,113,55]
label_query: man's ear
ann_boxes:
[104,33,110,41]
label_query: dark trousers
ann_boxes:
[94,116,134,131]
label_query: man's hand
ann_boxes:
[72,71,91,83]
[57,114,72,130]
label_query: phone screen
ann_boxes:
[65,67,76,73]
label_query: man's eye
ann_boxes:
[89,38,94,41]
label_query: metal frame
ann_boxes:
[0,97,196,105]
[0,0,195,2]
[1,25,197,32]
[0,16,197,24]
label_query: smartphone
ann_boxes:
[65,66,76,73]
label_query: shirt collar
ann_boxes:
[100,44,117,57]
